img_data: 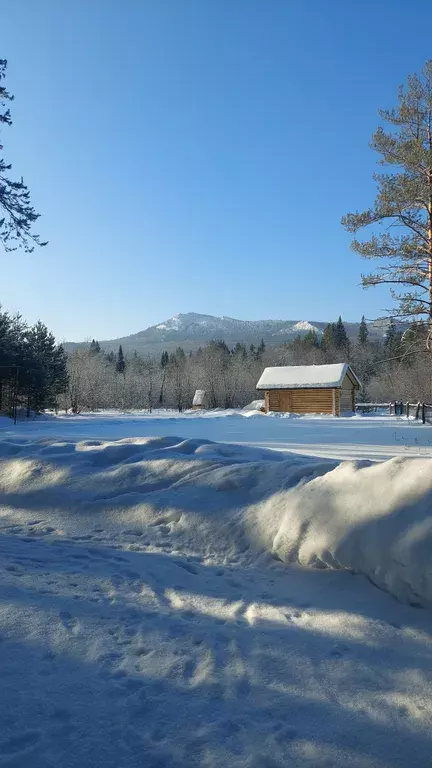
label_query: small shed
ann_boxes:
[256,363,360,416]
[192,390,208,410]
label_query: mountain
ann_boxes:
[65,312,394,356]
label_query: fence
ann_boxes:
[355,403,391,414]
[355,401,432,424]
[389,401,432,424]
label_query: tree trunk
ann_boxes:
[159,368,166,406]
[428,182,432,350]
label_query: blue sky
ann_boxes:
[1,0,432,341]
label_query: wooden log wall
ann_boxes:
[264,388,339,415]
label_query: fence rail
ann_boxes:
[355,401,432,424]
[355,403,390,413]
[389,401,432,424]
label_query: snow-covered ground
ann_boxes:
[1,414,432,766]
[2,408,432,460]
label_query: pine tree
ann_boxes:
[0,60,46,252]
[115,344,125,375]
[25,321,67,411]
[343,60,432,348]
[358,316,368,345]
[322,323,336,350]
[384,319,403,358]
[89,339,101,355]
[50,344,69,410]
[232,342,247,357]
[384,319,397,348]
[334,316,348,349]
[257,338,266,358]
[303,329,320,347]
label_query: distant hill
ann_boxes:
[65,312,393,356]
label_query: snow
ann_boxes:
[242,399,265,412]
[291,320,321,334]
[156,313,182,331]
[3,409,432,461]
[192,390,206,406]
[256,363,359,390]
[1,414,432,765]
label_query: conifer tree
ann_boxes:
[0,59,46,251]
[26,321,68,410]
[384,319,397,348]
[384,318,403,358]
[358,316,368,345]
[343,60,432,348]
[303,329,320,347]
[115,344,125,375]
[89,339,101,355]
[334,316,349,349]
[322,323,336,350]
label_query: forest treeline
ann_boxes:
[63,315,432,413]
[0,306,68,416]
[0,307,431,416]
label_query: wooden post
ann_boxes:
[332,389,336,416]
[416,402,420,420]
[406,401,410,418]
[422,402,426,424]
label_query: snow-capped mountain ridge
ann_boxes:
[152,312,321,337]
[66,312,394,355]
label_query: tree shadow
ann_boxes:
[1,437,432,764]
[0,553,431,768]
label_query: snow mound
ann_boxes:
[2,437,432,607]
[242,399,265,412]
[249,456,432,607]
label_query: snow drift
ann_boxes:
[1,436,432,608]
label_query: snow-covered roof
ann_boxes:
[193,389,206,406]
[256,363,360,390]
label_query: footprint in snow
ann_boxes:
[329,643,349,658]
[59,611,78,631]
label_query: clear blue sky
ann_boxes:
[1,0,432,342]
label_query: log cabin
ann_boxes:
[256,363,360,416]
